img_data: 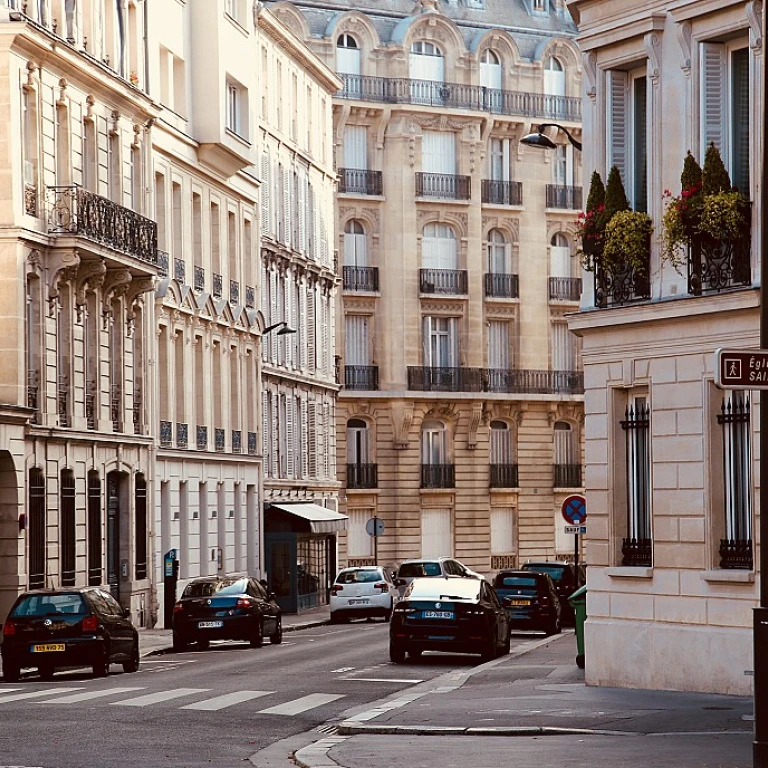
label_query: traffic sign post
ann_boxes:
[561,496,587,569]
[365,516,385,565]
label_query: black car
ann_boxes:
[521,561,585,623]
[172,576,282,651]
[493,570,562,636]
[389,576,510,663]
[1,588,139,682]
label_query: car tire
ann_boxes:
[3,663,20,683]
[269,618,283,645]
[480,637,496,663]
[389,643,406,664]
[545,617,561,637]
[500,630,511,656]
[39,663,55,681]
[172,633,187,653]
[250,620,264,648]
[123,641,140,673]
[197,638,210,651]
[92,648,109,678]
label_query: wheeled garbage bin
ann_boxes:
[568,585,587,669]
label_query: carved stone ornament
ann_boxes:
[467,401,484,449]
[747,1,763,52]
[414,0,440,14]
[676,21,692,74]
[583,51,597,101]
[75,257,107,305]
[644,32,662,85]
[47,248,81,308]
[391,401,414,449]
[102,268,133,312]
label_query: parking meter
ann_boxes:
[163,549,179,628]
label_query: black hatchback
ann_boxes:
[493,570,562,636]
[1,588,139,682]
[521,562,585,623]
[172,576,282,651]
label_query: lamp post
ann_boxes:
[520,122,583,152]
[262,321,297,336]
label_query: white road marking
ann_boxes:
[0,688,82,704]
[331,667,355,673]
[258,693,344,716]
[181,690,275,711]
[110,688,209,707]
[0,689,22,694]
[344,678,424,684]
[40,687,145,704]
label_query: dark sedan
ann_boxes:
[521,561,585,623]
[493,570,562,636]
[389,576,510,663]
[1,588,139,682]
[172,576,282,651]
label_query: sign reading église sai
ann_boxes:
[715,348,768,389]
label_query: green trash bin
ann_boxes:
[568,585,587,669]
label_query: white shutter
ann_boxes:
[260,153,270,236]
[554,423,576,465]
[301,397,309,477]
[487,321,510,370]
[422,131,456,175]
[606,70,628,184]
[307,285,316,373]
[544,69,565,97]
[286,393,294,477]
[700,42,726,155]
[550,245,571,278]
[344,126,367,170]
[422,316,431,366]
[490,425,512,464]
[448,317,459,368]
[343,232,367,267]
[269,270,278,361]
[480,60,502,91]
[347,509,373,557]
[551,322,575,371]
[262,390,269,470]
[421,508,451,558]
[345,315,369,366]
[490,507,515,555]
[422,229,456,270]
[299,288,307,370]
[336,47,361,76]
[282,167,290,247]
[298,169,307,253]
[321,295,330,376]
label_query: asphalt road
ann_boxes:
[0,621,537,768]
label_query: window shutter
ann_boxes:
[322,295,330,375]
[308,183,315,258]
[308,400,317,477]
[261,154,269,235]
[299,288,307,370]
[606,70,628,184]
[270,270,278,361]
[286,393,294,477]
[307,285,316,373]
[298,169,307,253]
[283,167,290,247]
[550,244,571,278]
[262,390,269,469]
[448,317,459,368]
[344,126,368,170]
[490,507,515,555]
[488,321,510,370]
[421,509,452,558]
[301,397,309,477]
[324,403,331,478]
[422,316,431,367]
[700,42,726,155]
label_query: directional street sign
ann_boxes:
[715,348,768,389]
[564,525,587,535]
[561,495,587,525]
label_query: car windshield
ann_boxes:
[11,593,88,617]
[182,579,248,597]
[494,575,539,589]
[398,562,442,578]
[336,570,382,584]
[525,565,567,582]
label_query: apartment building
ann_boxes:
[267,0,584,576]
[568,0,760,694]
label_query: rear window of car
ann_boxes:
[12,593,88,617]
[494,575,539,589]
[182,579,247,597]
[398,562,442,578]
[524,565,567,582]
[336,569,382,584]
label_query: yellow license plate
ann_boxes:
[32,644,65,653]
[508,600,530,606]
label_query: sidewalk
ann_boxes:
[291,633,754,768]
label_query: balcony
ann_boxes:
[484,273,519,299]
[408,367,483,392]
[490,464,519,488]
[160,420,172,448]
[157,250,169,277]
[420,268,468,295]
[343,266,379,292]
[481,180,523,206]
[719,538,753,569]
[230,280,240,305]
[545,185,583,210]
[215,428,225,452]
[248,431,257,455]
[338,168,383,196]
[594,256,651,308]
[174,257,185,284]
[336,74,582,122]
[213,273,223,299]
[232,430,242,454]
[554,463,582,488]
[246,286,255,308]
[416,172,471,201]
[194,266,205,292]
[347,463,378,489]
[345,365,379,391]
[47,186,158,265]
[421,463,455,489]
[197,425,208,451]
[485,369,584,395]
[176,422,188,449]
[549,277,582,301]
[621,537,652,567]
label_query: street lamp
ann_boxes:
[520,122,582,152]
[262,321,296,336]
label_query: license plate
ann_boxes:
[348,599,370,605]
[32,644,65,653]
[507,600,530,606]
[423,611,453,620]
[198,621,223,629]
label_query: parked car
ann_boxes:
[172,576,282,651]
[393,557,482,598]
[1,588,139,682]
[389,576,510,663]
[329,566,395,623]
[521,561,585,623]
[492,570,562,636]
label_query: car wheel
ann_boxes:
[480,637,496,663]
[39,663,55,681]
[500,630,511,656]
[250,620,264,648]
[123,641,140,673]
[92,649,109,678]
[172,633,188,653]
[545,617,561,637]
[389,643,406,664]
[197,638,210,651]
[269,618,283,645]
[3,663,20,683]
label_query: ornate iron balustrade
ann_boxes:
[232,430,242,454]
[157,250,169,277]
[27,369,39,415]
[213,273,223,298]
[345,365,379,391]
[343,266,379,292]
[248,431,257,455]
[621,537,653,567]
[133,398,142,435]
[490,464,519,488]
[194,265,205,292]
[47,185,158,264]
[160,420,172,447]
[197,425,208,451]
[336,74,582,121]
[420,268,468,295]
[246,286,255,308]
[111,385,122,431]
[347,463,378,489]
[338,168,383,196]
[215,428,225,452]
[408,367,484,392]
[484,273,519,298]
[421,463,455,489]
[549,277,582,301]
[719,538,753,569]
[416,172,471,200]
[25,183,38,216]
[174,257,185,283]
[58,376,69,427]
[555,463,582,487]
[481,180,523,206]
[176,422,188,449]
[545,184,583,210]
[230,280,240,305]
[594,256,651,308]
[485,369,584,394]
[85,381,96,430]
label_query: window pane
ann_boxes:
[731,48,750,195]
[633,76,647,213]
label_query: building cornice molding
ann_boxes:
[573,11,666,53]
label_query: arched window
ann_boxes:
[336,33,361,75]
[544,55,565,97]
[550,232,571,278]
[421,419,448,465]
[480,49,502,91]
[410,40,444,84]
[554,421,580,487]
[487,229,510,274]
[347,418,370,466]
[343,219,367,267]
[490,420,517,488]
[422,222,457,270]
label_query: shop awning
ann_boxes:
[269,503,348,534]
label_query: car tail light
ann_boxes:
[236,597,254,609]
[331,585,343,596]
[2,620,16,636]
[173,602,185,613]
[81,615,99,632]
[374,582,388,593]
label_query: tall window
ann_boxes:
[28,467,46,589]
[488,137,510,181]
[422,420,448,465]
[487,229,510,273]
[490,421,513,465]
[554,421,580,487]
[345,315,370,367]
[60,469,76,587]
[410,41,444,81]
[421,131,456,174]
[480,49,502,91]
[135,473,148,579]
[544,55,565,96]
[347,508,373,558]
[336,33,361,75]
[226,80,247,138]
[551,320,576,372]
[343,126,367,170]
[343,220,367,266]
[421,508,451,558]
[422,223,457,270]
[550,233,571,278]
[88,471,102,586]
[552,144,574,187]
[487,320,510,371]
[423,316,458,368]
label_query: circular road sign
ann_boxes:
[365,517,385,537]
[561,495,587,525]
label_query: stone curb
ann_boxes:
[336,723,610,737]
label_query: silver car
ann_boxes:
[393,557,482,598]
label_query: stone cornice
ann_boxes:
[570,9,666,52]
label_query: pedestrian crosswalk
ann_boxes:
[0,685,346,716]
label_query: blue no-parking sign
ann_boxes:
[561,495,587,525]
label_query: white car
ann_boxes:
[392,557,482,599]
[329,566,395,623]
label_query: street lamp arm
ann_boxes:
[536,123,583,152]
[262,321,297,336]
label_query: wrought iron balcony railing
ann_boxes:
[416,172,471,200]
[57,375,70,427]
[194,265,205,292]
[338,168,383,196]
[490,463,519,488]
[47,185,158,264]
[213,273,223,298]
[232,430,242,454]
[485,369,585,395]
[248,431,257,455]
[594,255,651,308]
[347,463,378,489]
[174,257,185,284]
[622,537,652,567]
[420,268,468,295]
[408,367,484,392]
[157,250,169,277]
[554,463,582,488]
[111,385,122,432]
[343,266,379,292]
[549,277,582,301]
[336,74,582,122]
[719,538,753,570]
[160,420,172,447]
[484,273,519,298]
[176,422,188,449]
[25,183,38,216]
[27,369,39,413]
[197,425,208,451]
[481,180,523,206]
[421,463,455,489]
[230,280,240,305]
[246,286,255,308]
[85,381,96,430]
[215,428,225,452]
[545,184,583,210]
[345,365,379,391]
